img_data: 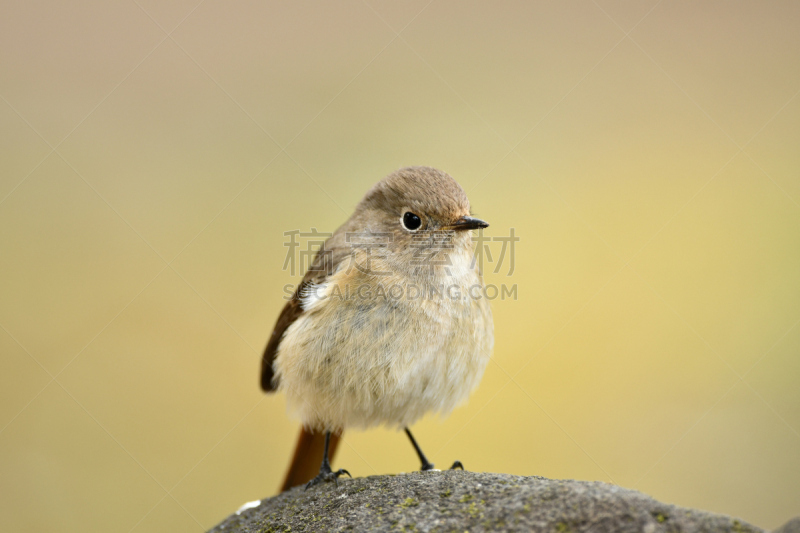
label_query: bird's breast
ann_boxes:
[274,259,493,430]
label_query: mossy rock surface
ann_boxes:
[210,471,794,533]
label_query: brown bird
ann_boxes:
[261,166,494,491]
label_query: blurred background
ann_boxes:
[1,1,799,531]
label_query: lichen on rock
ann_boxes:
[209,471,795,533]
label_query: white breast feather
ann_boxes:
[276,248,493,432]
[299,281,329,312]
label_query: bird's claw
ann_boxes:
[420,460,463,472]
[305,468,351,490]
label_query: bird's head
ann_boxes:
[347,166,488,280]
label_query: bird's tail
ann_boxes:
[279,427,341,492]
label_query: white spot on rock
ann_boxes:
[235,500,261,515]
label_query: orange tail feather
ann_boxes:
[279,428,342,492]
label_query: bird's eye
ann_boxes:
[402,211,422,231]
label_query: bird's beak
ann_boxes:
[444,215,489,231]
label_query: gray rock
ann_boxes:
[774,518,800,533]
[209,471,795,533]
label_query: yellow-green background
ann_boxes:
[1,1,799,531]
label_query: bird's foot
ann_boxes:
[420,460,464,472]
[304,465,351,491]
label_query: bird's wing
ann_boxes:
[260,236,351,392]
[260,285,304,392]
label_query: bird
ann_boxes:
[260,166,494,491]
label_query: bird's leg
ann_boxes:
[305,431,351,490]
[404,428,465,471]
[405,428,434,470]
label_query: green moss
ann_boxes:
[440,489,452,498]
[456,496,484,518]
[399,497,419,509]
[732,519,747,533]
[466,502,480,517]
[655,513,667,523]
[555,522,571,533]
